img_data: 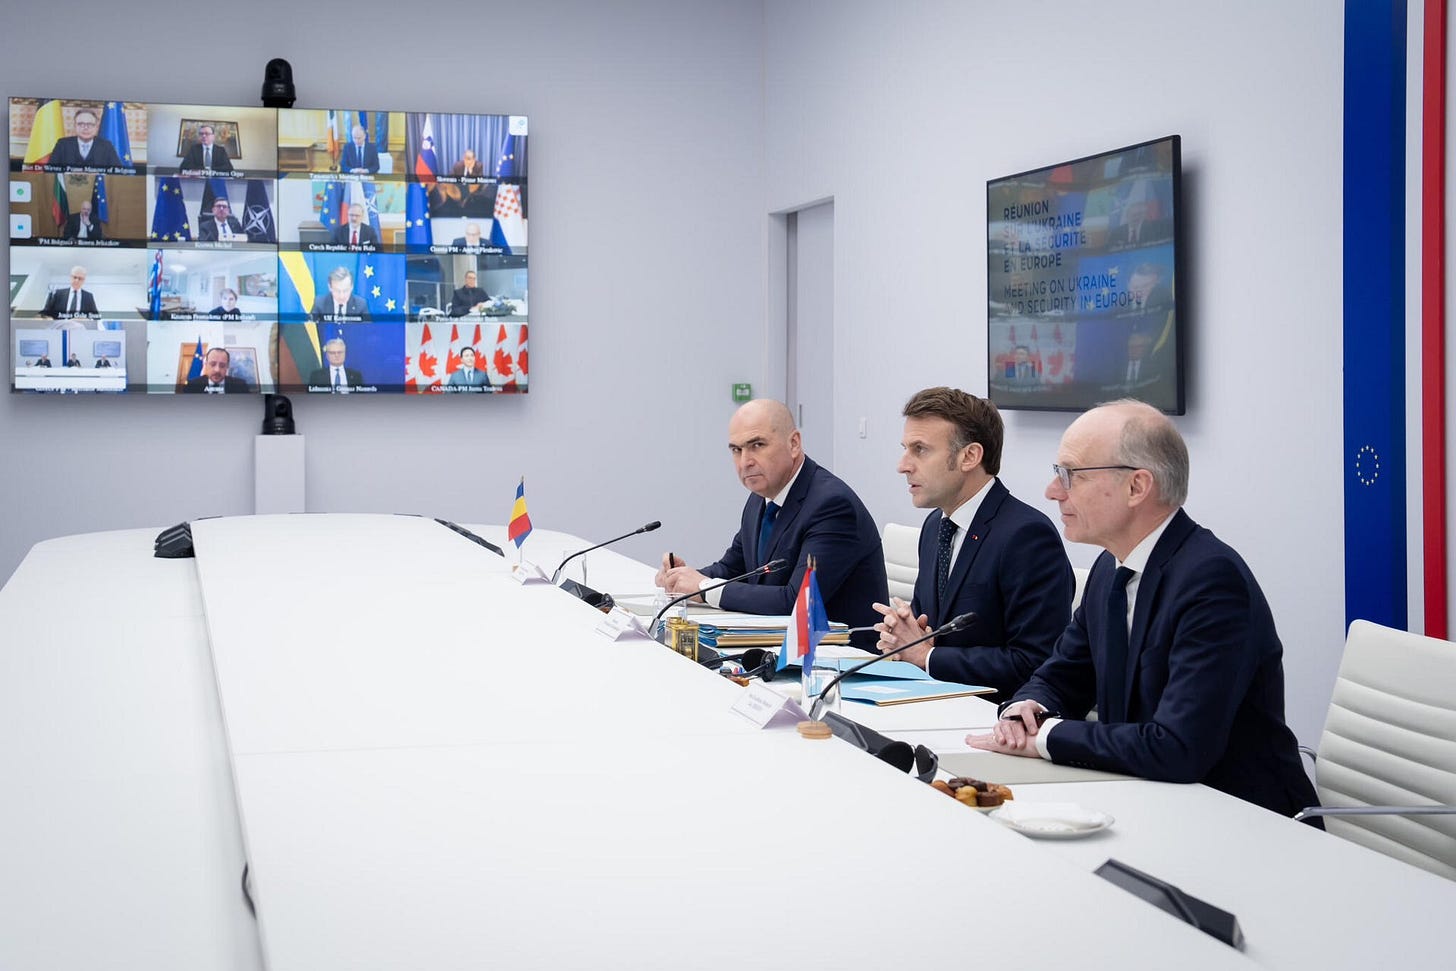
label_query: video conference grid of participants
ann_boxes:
[985,137,1180,414]
[9,98,529,395]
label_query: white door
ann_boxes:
[786,200,834,467]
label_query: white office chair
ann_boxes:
[1071,566,1089,611]
[882,522,920,602]
[1295,619,1456,880]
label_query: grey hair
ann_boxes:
[1105,398,1188,507]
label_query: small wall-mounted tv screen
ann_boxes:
[8,98,529,396]
[18,339,48,356]
[986,135,1183,414]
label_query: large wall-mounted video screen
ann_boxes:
[8,98,529,396]
[986,135,1183,414]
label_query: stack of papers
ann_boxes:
[699,617,850,649]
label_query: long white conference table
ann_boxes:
[1,514,1452,970]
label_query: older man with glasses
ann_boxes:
[969,399,1319,822]
[47,107,125,170]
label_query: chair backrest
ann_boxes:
[882,522,920,602]
[1071,566,1090,611]
[1316,619,1456,879]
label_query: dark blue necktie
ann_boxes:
[935,516,958,603]
[756,501,779,566]
[1103,566,1136,723]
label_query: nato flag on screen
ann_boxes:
[244,179,275,243]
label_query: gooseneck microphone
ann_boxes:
[807,612,978,720]
[550,520,661,583]
[649,559,789,636]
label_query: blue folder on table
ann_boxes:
[838,677,994,706]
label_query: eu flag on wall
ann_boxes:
[351,251,404,322]
[187,335,205,381]
[92,175,109,223]
[99,102,132,168]
[319,181,347,233]
[405,181,432,247]
[150,178,191,241]
[495,131,516,178]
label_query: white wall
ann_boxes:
[763,0,1347,745]
[0,0,1355,745]
[0,0,766,582]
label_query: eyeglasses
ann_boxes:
[1051,464,1139,490]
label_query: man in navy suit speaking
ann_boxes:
[654,399,887,641]
[970,400,1319,820]
[310,266,371,322]
[873,387,1072,701]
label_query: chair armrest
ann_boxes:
[1298,744,1317,765]
[1294,805,1456,822]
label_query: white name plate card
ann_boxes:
[510,559,551,584]
[595,606,653,641]
[730,681,808,729]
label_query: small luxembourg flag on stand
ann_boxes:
[508,477,533,559]
[776,556,830,702]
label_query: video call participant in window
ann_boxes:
[654,399,888,645]
[1126,262,1170,317]
[873,387,1072,701]
[40,265,99,319]
[446,346,490,390]
[449,271,489,316]
[63,199,103,240]
[331,204,378,248]
[451,149,485,177]
[47,108,123,170]
[184,347,248,394]
[341,125,379,174]
[310,266,371,322]
[308,337,363,393]
[451,223,487,250]
[436,151,490,215]
[969,400,1320,822]
[200,199,245,241]
[208,288,242,319]
[180,125,233,175]
[1004,345,1038,386]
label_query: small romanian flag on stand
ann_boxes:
[508,477,533,549]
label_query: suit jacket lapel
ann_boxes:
[762,457,815,565]
[1124,509,1195,714]
[940,479,1007,614]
